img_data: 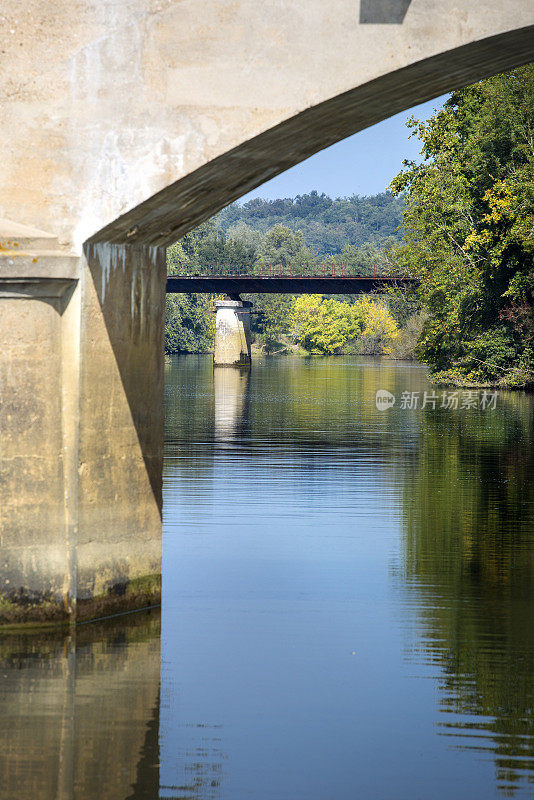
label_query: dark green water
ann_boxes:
[1,356,533,799]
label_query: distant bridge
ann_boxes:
[166,267,418,294]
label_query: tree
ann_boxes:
[354,296,399,355]
[165,293,214,354]
[291,295,363,354]
[165,221,223,353]
[246,293,294,353]
[217,192,405,255]
[255,224,317,275]
[390,66,534,387]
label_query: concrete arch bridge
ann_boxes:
[0,0,532,624]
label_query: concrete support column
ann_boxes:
[0,220,165,625]
[213,298,252,367]
[76,242,166,620]
[0,221,80,624]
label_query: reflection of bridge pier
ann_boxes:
[213,297,253,367]
[214,365,251,439]
[0,611,160,800]
[0,610,161,799]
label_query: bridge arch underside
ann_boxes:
[90,27,534,248]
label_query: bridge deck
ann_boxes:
[166,276,417,294]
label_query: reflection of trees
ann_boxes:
[165,352,421,458]
[164,355,534,794]
[401,398,534,795]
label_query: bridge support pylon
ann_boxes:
[213,298,252,367]
[0,220,165,626]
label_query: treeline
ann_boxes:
[166,285,400,357]
[217,190,404,255]
[389,64,534,388]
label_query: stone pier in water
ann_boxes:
[213,298,252,368]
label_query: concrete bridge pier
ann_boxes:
[0,221,165,625]
[213,298,252,367]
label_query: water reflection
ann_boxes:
[163,355,534,799]
[0,610,160,800]
[2,357,533,799]
[400,395,534,795]
[213,367,251,441]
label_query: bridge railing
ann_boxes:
[167,262,412,279]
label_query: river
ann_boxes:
[1,356,533,799]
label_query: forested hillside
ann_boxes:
[217,191,404,254]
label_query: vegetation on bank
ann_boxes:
[165,66,533,385]
[253,293,399,356]
[390,65,534,388]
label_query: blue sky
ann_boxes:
[241,95,447,202]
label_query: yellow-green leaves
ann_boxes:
[290,295,398,355]
[389,65,534,386]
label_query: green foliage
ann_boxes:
[291,295,363,354]
[390,65,534,387]
[165,293,214,354]
[245,293,294,353]
[219,190,405,255]
[164,192,410,355]
[168,219,256,276]
[255,224,318,274]
[353,296,399,355]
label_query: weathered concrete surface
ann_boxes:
[213,299,252,367]
[0,223,163,623]
[0,222,80,623]
[1,2,533,248]
[77,243,165,620]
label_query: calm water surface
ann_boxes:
[2,356,534,799]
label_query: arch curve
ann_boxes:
[89,26,534,247]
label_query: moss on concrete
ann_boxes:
[0,574,161,630]
[76,573,161,623]
[0,591,70,628]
